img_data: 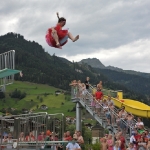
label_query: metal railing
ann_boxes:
[0,112,65,150]
[71,84,134,137]
[90,86,134,134]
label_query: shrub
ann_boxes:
[91,142,101,150]
[0,92,5,99]
[10,89,26,99]
[40,97,43,102]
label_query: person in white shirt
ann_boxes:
[135,117,144,130]
[66,134,81,150]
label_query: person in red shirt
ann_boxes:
[95,88,103,100]
[95,88,103,116]
[118,131,126,150]
[64,131,72,141]
[25,131,35,142]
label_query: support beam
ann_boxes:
[76,102,82,131]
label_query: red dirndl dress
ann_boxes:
[45,24,68,49]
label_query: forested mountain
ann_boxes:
[0,33,149,105]
[79,58,150,98]
[79,58,105,69]
[80,58,150,78]
[95,68,150,96]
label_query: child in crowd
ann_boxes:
[107,134,113,150]
[77,80,82,97]
[91,94,96,113]
[113,141,120,150]
[81,83,86,101]
[70,80,78,98]
[103,100,111,125]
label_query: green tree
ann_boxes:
[0,92,5,99]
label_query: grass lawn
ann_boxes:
[1,81,76,117]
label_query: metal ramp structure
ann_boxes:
[71,86,134,143]
[0,50,21,92]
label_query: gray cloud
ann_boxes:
[0,0,150,72]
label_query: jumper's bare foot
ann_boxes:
[73,35,79,42]
[56,43,60,47]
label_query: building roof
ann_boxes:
[0,68,21,78]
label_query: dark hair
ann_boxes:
[56,12,66,23]
[121,106,125,109]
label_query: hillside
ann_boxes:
[0,81,76,116]
[79,58,150,78]
[96,68,150,97]
[0,32,148,105]
[79,58,150,99]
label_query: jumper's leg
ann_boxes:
[68,32,79,42]
[52,31,60,46]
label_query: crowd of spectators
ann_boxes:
[100,129,150,150]
[70,77,150,149]
[0,130,84,150]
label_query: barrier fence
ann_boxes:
[0,113,66,150]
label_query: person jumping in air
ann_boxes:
[45,12,79,49]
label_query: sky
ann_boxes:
[1,0,150,73]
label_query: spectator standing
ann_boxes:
[63,132,67,141]
[113,141,120,150]
[25,131,35,141]
[70,80,78,98]
[77,80,82,98]
[138,136,147,149]
[116,115,121,131]
[85,77,90,89]
[103,102,111,125]
[107,134,114,150]
[95,88,103,116]
[65,131,72,141]
[101,138,108,150]
[81,83,86,101]
[135,117,145,134]
[109,102,115,126]
[85,77,90,92]
[115,135,121,148]
[38,132,45,141]
[95,88,103,101]
[126,114,134,134]
[44,130,51,149]
[91,94,96,113]
[19,132,25,142]
[145,130,150,139]
[97,81,103,90]
[50,132,58,150]
[107,96,114,106]
[4,133,13,149]
[126,143,135,150]
[118,131,126,150]
[147,139,150,150]
[76,131,84,145]
[130,131,137,148]
[66,134,81,150]
[119,106,127,135]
